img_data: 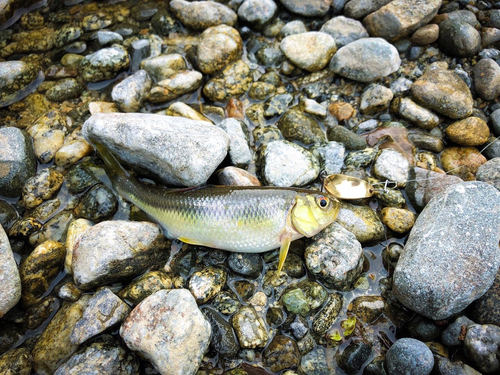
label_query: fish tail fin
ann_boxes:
[91,140,130,189]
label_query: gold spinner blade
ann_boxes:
[324,174,375,200]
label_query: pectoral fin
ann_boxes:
[277,234,292,274]
[179,237,204,246]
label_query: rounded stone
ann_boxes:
[381,207,416,234]
[45,78,84,102]
[277,106,326,145]
[335,202,385,244]
[329,38,401,82]
[441,315,474,347]
[169,0,237,30]
[0,348,31,374]
[74,184,117,222]
[280,32,336,72]
[360,84,393,115]
[111,70,152,112]
[441,147,486,181]
[351,296,385,323]
[473,58,500,101]
[0,60,44,107]
[238,0,277,29]
[338,340,372,374]
[386,338,434,375]
[464,324,500,374]
[188,266,227,304]
[438,19,481,57]
[327,126,367,150]
[0,226,21,317]
[312,293,343,335]
[372,148,410,187]
[445,117,490,146]
[320,15,368,48]
[202,307,240,357]
[228,253,263,278]
[203,60,253,102]
[263,335,301,372]
[231,305,269,348]
[198,25,242,74]
[79,44,129,83]
[411,24,439,45]
[471,269,500,325]
[279,0,332,17]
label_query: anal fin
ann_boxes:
[179,237,205,246]
[277,235,291,275]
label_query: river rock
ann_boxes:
[439,19,481,58]
[0,60,44,107]
[27,110,67,164]
[232,305,269,348]
[372,148,410,187]
[279,0,332,16]
[338,340,372,374]
[111,70,152,112]
[305,222,363,290]
[473,58,500,100]
[464,324,500,374]
[203,60,253,102]
[277,106,326,145]
[45,78,84,102]
[0,226,21,317]
[411,24,439,45]
[32,295,91,375]
[55,335,139,375]
[364,0,442,42]
[411,68,473,119]
[441,315,475,346]
[238,0,277,29]
[217,167,261,186]
[394,182,500,320]
[445,117,490,146]
[0,347,31,374]
[329,38,401,82]
[385,338,434,375]
[118,270,172,305]
[71,287,131,345]
[471,268,500,326]
[149,70,203,103]
[120,289,211,375]
[396,98,440,130]
[280,32,336,72]
[259,140,320,187]
[320,16,368,48]
[344,0,392,19]
[263,335,301,372]
[170,0,237,30]
[311,141,345,175]
[0,127,37,197]
[198,25,242,74]
[80,44,129,83]
[83,112,229,186]
[441,146,486,181]
[360,84,393,115]
[202,307,240,357]
[72,220,170,290]
[189,266,227,304]
[140,53,185,82]
[335,201,385,244]
[216,118,252,167]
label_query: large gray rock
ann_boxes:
[83,113,229,187]
[0,225,21,317]
[344,0,392,19]
[120,289,211,375]
[279,0,332,16]
[0,127,37,197]
[385,338,434,375]
[394,182,500,320]
[329,38,400,82]
[464,324,500,374]
[238,0,277,28]
[72,221,170,290]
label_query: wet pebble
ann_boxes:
[189,266,227,304]
[351,296,385,323]
[360,84,393,115]
[280,0,332,17]
[327,126,367,150]
[27,110,67,163]
[408,315,443,342]
[441,315,474,347]
[312,293,343,335]
[120,289,211,375]
[202,307,240,358]
[263,335,301,372]
[231,305,269,348]
[203,60,253,102]
[0,226,21,317]
[446,117,489,146]
[216,118,252,167]
[217,166,261,186]
[440,147,487,181]
[0,347,31,374]
[464,324,500,374]
[259,140,320,187]
[411,24,439,45]
[277,106,325,145]
[140,53,185,82]
[72,220,169,290]
[0,61,43,107]
[228,253,262,278]
[471,269,500,325]
[74,184,117,222]
[280,32,336,72]
[238,0,277,29]
[213,290,241,315]
[381,207,416,234]
[329,38,401,82]
[71,287,130,345]
[473,58,500,100]
[305,222,363,290]
[118,270,172,305]
[385,338,434,375]
[281,280,328,317]
[335,202,385,244]
[170,0,236,30]
[439,19,481,57]
[372,148,410,187]
[79,44,129,83]
[111,69,152,112]
[198,25,242,74]
[338,340,372,375]
[95,30,123,46]
[394,182,500,320]
[396,98,440,130]
[311,141,345,175]
[320,15,368,48]
[408,132,444,153]
[0,127,37,197]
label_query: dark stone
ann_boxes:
[438,19,481,57]
[471,268,500,325]
[202,307,240,357]
[227,252,263,278]
[263,335,301,372]
[338,340,372,374]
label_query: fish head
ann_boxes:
[291,192,340,237]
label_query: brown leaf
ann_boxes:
[226,98,244,120]
[241,363,274,375]
[363,127,415,165]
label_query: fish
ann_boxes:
[92,141,340,273]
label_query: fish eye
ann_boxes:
[318,196,329,208]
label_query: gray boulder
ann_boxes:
[394,182,500,320]
[0,225,21,317]
[83,113,229,187]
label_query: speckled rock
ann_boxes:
[411,68,473,119]
[335,201,385,244]
[364,0,442,42]
[439,19,481,58]
[311,141,345,175]
[351,296,385,323]
[215,118,252,167]
[79,44,129,83]
[95,30,123,46]
[406,167,463,211]
[73,184,117,222]
[227,253,263,279]
[118,270,172,305]
[338,340,372,374]
[203,60,253,102]
[372,148,410,187]
[360,84,393,115]
[20,240,65,307]
[111,70,152,112]
[280,32,336,72]
[327,126,367,150]
[121,289,210,374]
[471,269,500,325]
[170,0,237,30]
[198,25,242,74]
[232,305,269,348]
[411,24,439,45]
[305,222,363,290]
[55,335,139,375]
[312,293,343,335]
[464,324,500,374]
[189,266,227,304]
[344,0,392,19]
[71,287,130,345]
[441,315,474,346]
[320,16,368,47]
[279,0,332,16]
[264,335,301,372]
[0,226,21,317]
[385,338,434,375]
[381,207,416,234]
[45,78,84,102]
[0,347,31,374]
[202,307,240,358]
[0,127,37,197]
[0,60,44,107]
[32,295,91,375]
[27,110,67,164]
[394,182,500,320]
[140,53,185,82]
[83,112,229,186]
[149,70,203,103]
[280,20,307,37]
[238,0,277,29]
[217,167,261,186]
[473,58,500,100]
[259,140,320,187]
[277,106,326,145]
[445,117,489,146]
[441,147,487,181]
[72,220,169,290]
[22,167,63,209]
[396,98,440,130]
[281,280,328,317]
